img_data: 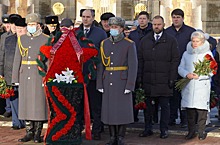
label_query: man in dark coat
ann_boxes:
[97,16,137,145]
[128,11,152,123]
[1,14,10,32]
[0,14,17,117]
[0,14,9,115]
[99,12,115,37]
[128,11,152,48]
[165,8,195,128]
[137,15,180,139]
[43,15,60,36]
[77,9,107,140]
[0,15,26,130]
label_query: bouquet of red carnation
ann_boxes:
[175,54,218,91]
[210,90,219,109]
[134,88,146,110]
[0,76,15,99]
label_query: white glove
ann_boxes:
[15,83,19,86]
[98,89,104,93]
[124,89,131,94]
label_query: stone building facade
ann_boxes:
[0,0,219,35]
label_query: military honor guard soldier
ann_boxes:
[12,13,48,143]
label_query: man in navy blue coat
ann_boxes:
[128,11,152,49]
[165,8,195,128]
[0,15,26,129]
[128,11,153,123]
[77,9,107,140]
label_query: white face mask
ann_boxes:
[27,26,37,34]
[110,29,119,36]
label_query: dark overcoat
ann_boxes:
[77,23,107,79]
[137,31,180,97]
[0,31,12,75]
[0,34,17,85]
[165,23,195,56]
[97,37,138,125]
[12,31,48,120]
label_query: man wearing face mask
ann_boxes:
[12,13,48,143]
[97,17,138,145]
[60,18,74,30]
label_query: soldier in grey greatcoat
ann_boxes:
[96,17,138,145]
[12,13,48,143]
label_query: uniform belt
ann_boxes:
[105,66,128,71]
[22,60,37,65]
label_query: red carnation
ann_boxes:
[205,54,212,61]
[88,43,95,47]
[39,45,52,59]
[51,38,55,43]
[212,70,217,75]
[80,37,87,41]
[210,60,218,69]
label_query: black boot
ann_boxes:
[198,132,207,140]
[117,125,126,145]
[185,131,196,140]
[34,121,44,143]
[18,121,35,142]
[185,109,196,140]
[105,125,117,145]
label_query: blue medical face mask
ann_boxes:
[27,26,37,34]
[110,29,119,36]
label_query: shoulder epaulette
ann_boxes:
[103,37,110,42]
[124,37,134,43]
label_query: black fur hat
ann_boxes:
[15,18,27,27]
[45,15,59,24]
[100,12,115,20]
[9,14,22,24]
[2,14,10,23]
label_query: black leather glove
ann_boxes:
[168,80,174,89]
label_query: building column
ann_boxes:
[17,0,28,17]
[0,0,9,17]
[191,0,202,29]
[202,0,220,35]
[118,0,134,20]
[9,0,16,14]
[151,0,160,18]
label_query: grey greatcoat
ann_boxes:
[12,30,48,120]
[97,36,138,125]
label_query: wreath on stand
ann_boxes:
[36,28,99,143]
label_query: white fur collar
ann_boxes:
[186,40,210,54]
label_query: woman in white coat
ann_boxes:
[178,31,214,140]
